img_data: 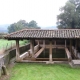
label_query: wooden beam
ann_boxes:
[40,45,66,49]
[24,58,68,61]
[65,48,72,62]
[20,45,39,60]
[16,40,20,61]
[49,41,53,62]
[33,47,44,58]
[36,58,68,61]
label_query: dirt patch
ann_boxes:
[0,75,10,80]
[0,62,16,80]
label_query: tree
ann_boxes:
[8,20,40,33]
[57,0,80,29]
[28,20,38,28]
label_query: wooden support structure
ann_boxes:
[40,45,66,49]
[24,58,68,61]
[20,45,39,60]
[21,60,68,63]
[33,47,44,58]
[49,41,53,62]
[70,40,72,54]
[65,48,72,62]
[30,40,34,57]
[38,40,40,46]
[72,46,78,59]
[65,40,66,48]
[75,40,77,57]
[43,40,45,48]
[54,40,56,46]
[16,40,20,61]
[36,58,68,61]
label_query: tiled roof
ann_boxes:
[5,29,80,39]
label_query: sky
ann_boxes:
[0,0,68,28]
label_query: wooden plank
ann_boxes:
[20,52,29,59]
[65,48,72,61]
[33,47,44,58]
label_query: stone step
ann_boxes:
[72,60,80,65]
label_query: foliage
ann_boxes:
[57,0,80,29]
[8,20,40,33]
[10,63,80,80]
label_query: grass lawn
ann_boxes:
[9,63,80,80]
[0,39,28,49]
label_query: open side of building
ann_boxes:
[5,29,80,66]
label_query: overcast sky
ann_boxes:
[0,0,68,28]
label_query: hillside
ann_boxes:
[0,24,9,33]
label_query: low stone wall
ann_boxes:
[0,44,30,77]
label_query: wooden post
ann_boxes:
[30,40,34,57]
[43,40,45,48]
[43,40,45,57]
[16,40,20,61]
[54,40,56,53]
[38,40,39,45]
[49,40,53,62]
[54,40,56,46]
[70,40,72,54]
[65,40,66,48]
[75,40,77,57]
[65,48,72,62]
[65,40,66,58]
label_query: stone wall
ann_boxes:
[0,44,30,77]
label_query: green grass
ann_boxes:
[0,39,28,49]
[10,63,80,80]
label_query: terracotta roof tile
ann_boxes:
[5,29,80,39]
